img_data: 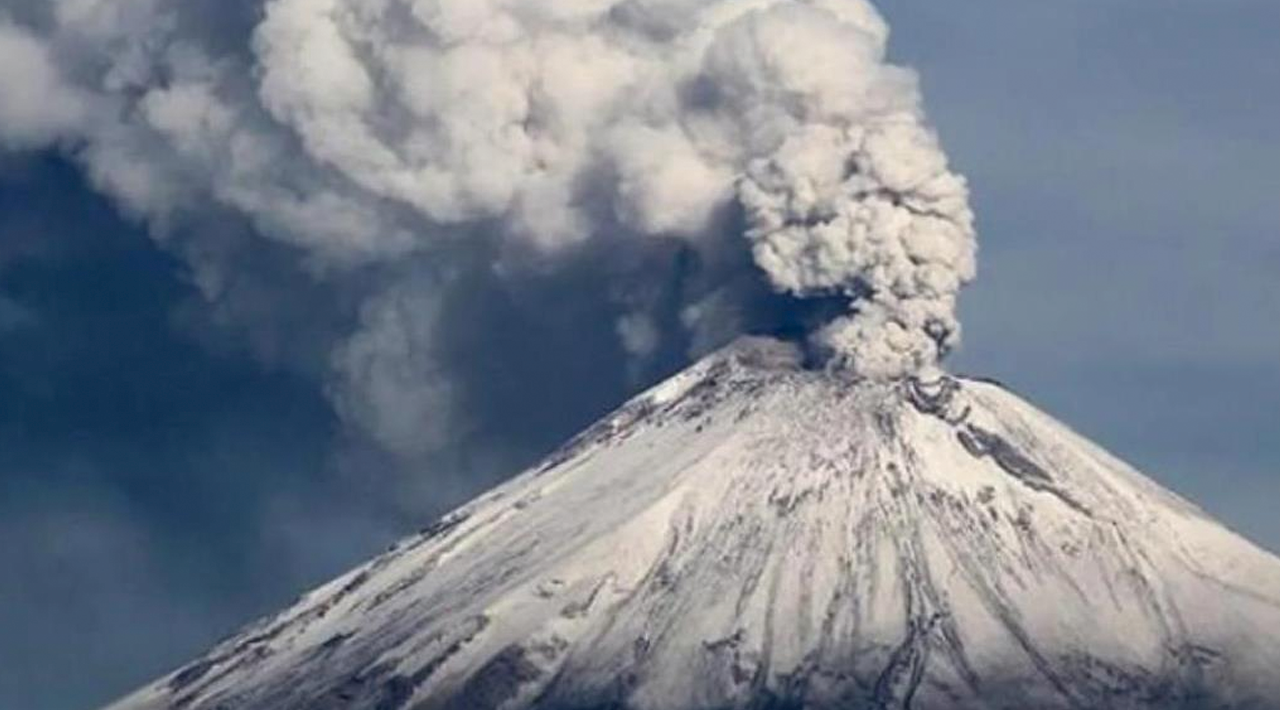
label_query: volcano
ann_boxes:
[107,338,1280,710]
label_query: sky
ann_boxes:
[0,2,1277,709]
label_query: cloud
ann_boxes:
[0,0,975,462]
[0,20,86,147]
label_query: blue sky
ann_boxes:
[880,0,1280,548]
[0,2,1277,709]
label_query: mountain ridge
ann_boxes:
[108,337,1280,710]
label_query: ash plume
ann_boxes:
[0,0,976,462]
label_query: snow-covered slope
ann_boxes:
[108,338,1280,710]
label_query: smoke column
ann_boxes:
[0,0,975,460]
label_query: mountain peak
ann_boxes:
[110,338,1280,710]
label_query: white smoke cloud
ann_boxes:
[329,274,465,458]
[0,19,87,147]
[0,0,976,458]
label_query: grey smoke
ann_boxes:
[0,0,975,460]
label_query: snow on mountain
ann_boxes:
[107,337,1280,710]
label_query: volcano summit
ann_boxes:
[108,338,1280,710]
